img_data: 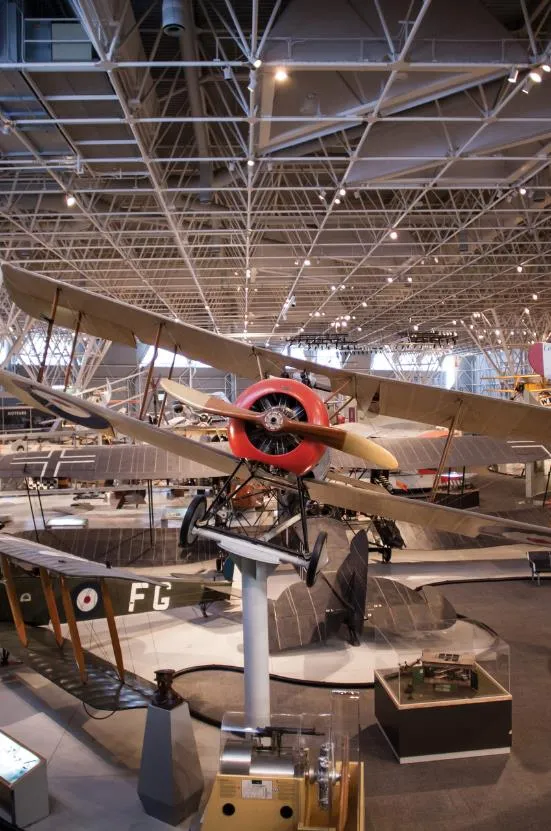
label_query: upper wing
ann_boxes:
[329,434,551,471]
[307,475,551,547]
[0,369,240,477]
[3,263,551,442]
[0,533,161,583]
[0,444,230,481]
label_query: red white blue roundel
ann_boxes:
[75,586,99,614]
[18,385,111,431]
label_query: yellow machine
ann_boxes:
[201,703,365,831]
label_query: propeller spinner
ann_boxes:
[162,377,399,475]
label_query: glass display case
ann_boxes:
[201,692,364,830]
[373,626,512,763]
[0,730,49,826]
[374,623,510,705]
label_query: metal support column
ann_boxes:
[239,557,271,729]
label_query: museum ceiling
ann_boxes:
[0,0,551,355]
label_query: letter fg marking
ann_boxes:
[128,581,172,613]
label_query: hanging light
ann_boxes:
[507,66,519,83]
[65,193,76,207]
[529,70,543,83]
[274,67,289,82]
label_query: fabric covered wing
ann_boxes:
[0,444,230,481]
[3,264,551,442]
[0,533,161,583]
[0,369,239,477]
[329,435,551,471]
[306,477,551,547]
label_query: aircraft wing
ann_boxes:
[0,623,156,709]
[3,263,551,442]
[0,444,230,481]
[0,369,240,478]
[306,475,551,547]
[0,533,162,584]
[329,434,551,471]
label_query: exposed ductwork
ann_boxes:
[162,0,213,202]
[162,0,186,35]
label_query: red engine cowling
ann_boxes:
[227,378,329,475]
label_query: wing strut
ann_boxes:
[64,311,82,391]
[1,556,28,647]
[37,285,61,383]
[139,322,163,421]
[100,579,125,682]
[157,345,178,425]
[39,567,63,647]
[429,402,463,503]
[59,575,87,683]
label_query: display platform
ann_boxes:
[374,629,512,763]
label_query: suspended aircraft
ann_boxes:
[1,264,551,548]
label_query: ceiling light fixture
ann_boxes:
[339,187,346,197]
[334,197,341,205]
[542,63,551,73]
[274,67,288,82]
[303,258,311,266]
[314,311,320,317]
[522,80,532,94]
[253,58,262,68]
[386,276,393,283]
[389,230,398,240]
[519,186,527,195]
[507,66,519,83]
[529,69,543,83]
[413,324,419,331]
[517,265,523,273]
[65,193,76,207]
[247,158,255,167]
[434,256,439,263]
[407,276,413,283]
[532,293,538,300]
[361,301,367,307]
[331,285,336,291]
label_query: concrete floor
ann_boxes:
[0,471,548,830]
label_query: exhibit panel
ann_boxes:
[373,629,512,763]
[0,729,49,826]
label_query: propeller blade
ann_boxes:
[161,379,261,424]
[163,379,398,468]
[282,420,399,469]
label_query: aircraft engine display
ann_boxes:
[227,377,329,475]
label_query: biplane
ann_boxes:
[0,534,233,709]
[1,264,551,555]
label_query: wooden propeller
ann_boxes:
[162,379,399,469]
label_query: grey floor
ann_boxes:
[363,580,551,830]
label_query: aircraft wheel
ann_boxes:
[306,531,328,588]
[180,495,207,547]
